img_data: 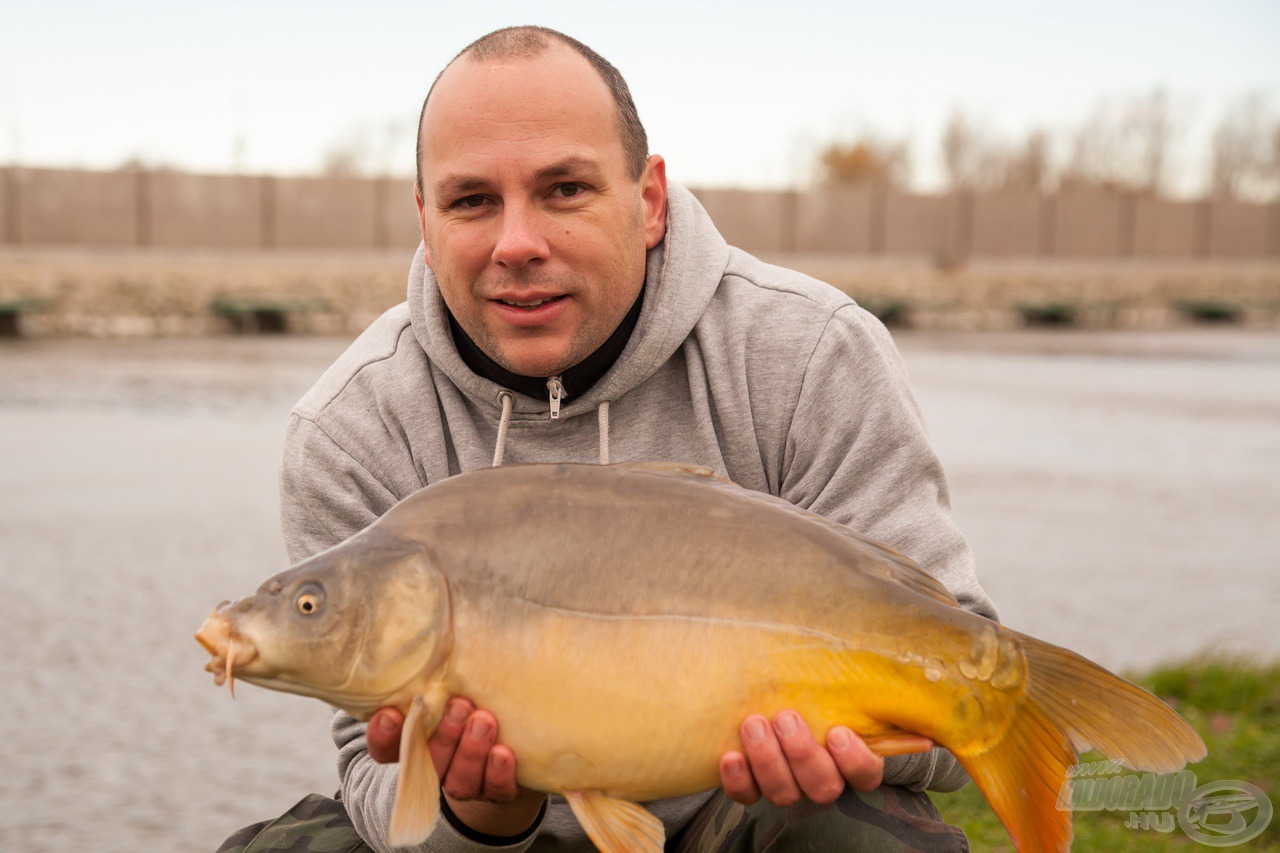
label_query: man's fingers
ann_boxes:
[367,707,404,764]
[428,697,475,775]
[739,715,803,807]
[772,711,845,804]
[719,751,761,804]
[482,744,520,803]
[441,711,499,801]
[827,726,885,793]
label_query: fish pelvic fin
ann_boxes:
[563,790,664,853]
[389,695,443,847]
[955,634,1206,853]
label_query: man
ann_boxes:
[223,25,996,853]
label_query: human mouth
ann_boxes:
[490,293,570,326]
[495,295,566,310]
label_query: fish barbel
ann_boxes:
[195,462,1205,852]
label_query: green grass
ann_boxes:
[932,657,1280,849]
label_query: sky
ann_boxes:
[2,0,1278,194]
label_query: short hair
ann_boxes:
[415,26,649,198]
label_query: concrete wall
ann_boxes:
[1055,190,1123,258]
[381,178,423,250]
[794,186,875,253]
[884,192,959,258]
[0,169,9,245]
[15,168,140,247]
[693,188,791,254]
[1134,197,1199,259]
[1209,200,1270,259]
[4,166,1279,260]
[971,193,1042,258]
[150,172,264,249]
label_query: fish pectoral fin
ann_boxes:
[389,695,443,847]
[861,728,936,757]
[563,789,664,853]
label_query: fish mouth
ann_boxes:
[195,606,260,698]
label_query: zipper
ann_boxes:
[546,375,565,420]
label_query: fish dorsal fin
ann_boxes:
[389,694,444,847]
[563,790,664,853]
[614,461,960,608]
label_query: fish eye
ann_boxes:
[294,584,325,616]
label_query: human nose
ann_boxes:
[492,201,548,268]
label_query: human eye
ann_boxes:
[450,194,489,210]
[551,182,587,199]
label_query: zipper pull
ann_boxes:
[546,376,565,420]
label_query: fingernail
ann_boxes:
[775,713,798,737]
[744,718,767,743]
[828,727,852,750]
[446,701,469,725]
[724,756,743,774]
[377,713,399,733]
[470,718,492,740]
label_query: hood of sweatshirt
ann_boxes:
[406,182,732,421]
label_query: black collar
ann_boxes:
[448,287,645,402]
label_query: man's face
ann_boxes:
[416,45,667,378]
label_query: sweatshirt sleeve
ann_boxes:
[279,414,547,852]
[779,303,998,794]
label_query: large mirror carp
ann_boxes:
[196,461,1205,851]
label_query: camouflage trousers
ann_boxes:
[218,785,967,852]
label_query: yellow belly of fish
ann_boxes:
[442,602,982,800]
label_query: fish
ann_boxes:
[195,461,1206,852]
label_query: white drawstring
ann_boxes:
[597,401,610,464]
[492,391,611,467]
[492,390,514,467]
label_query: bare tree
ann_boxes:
[817,136,910,187]
[1060,90,1176,195]
[321,120,413,179]
[939,112,1051,194]
[941,111,999,192]
[1003,131,1050,193]
[1210,94,1280,202]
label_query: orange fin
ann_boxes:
[863,733,935,757]
[389,695,444,847]
[957,700,1076,852]
[956,633,1207,852]
[564,789,664,853]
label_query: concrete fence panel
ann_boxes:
[379,177,423,251]
[18,168,139,247]
[1055,190,1122,257]
[884,192,958,258]
[692,188,790,254]
[274,176,378,250]
[794,186,874,253]
[0,168,10,244]
[149,172,264,249]
[971,192,1041,257]
[1133,197,1198,258]
[1209,201,1269,258]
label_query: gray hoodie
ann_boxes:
[280,183,997,852]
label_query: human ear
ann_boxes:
[639,155,668,249]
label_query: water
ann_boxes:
[1,329,1277,851]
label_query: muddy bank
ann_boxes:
[2,249,1279,337]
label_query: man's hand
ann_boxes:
[367,698,546,837]
[719,711,888,806]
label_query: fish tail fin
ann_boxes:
[955,635,1206,853]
